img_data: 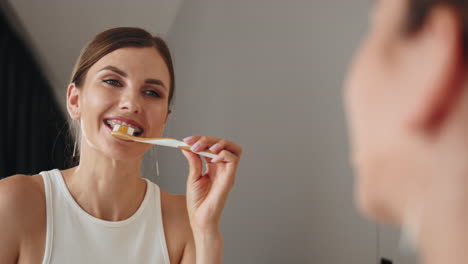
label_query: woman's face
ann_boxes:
[344,0,433,224]
[69,47,171,161]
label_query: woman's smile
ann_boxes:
[103,117,144,137]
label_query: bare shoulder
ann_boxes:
[0,174,45,214]
[159,189,194,263]
[0,174,45,263]
[160,189,191,229]
[0,174,45,227]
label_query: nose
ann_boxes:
[119,89,142,114]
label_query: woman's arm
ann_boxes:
[181,136,242,264]
[193,229,223,264]
[179,230,223,264]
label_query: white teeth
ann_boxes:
[105,119,143,134]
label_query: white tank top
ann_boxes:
[39,169,170,264]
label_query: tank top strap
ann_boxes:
[146,180,170,263]
[39,169,57,264]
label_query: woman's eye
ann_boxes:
[102,79,122,87]
[144,90,161,98]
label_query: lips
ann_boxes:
[103,117,144,136]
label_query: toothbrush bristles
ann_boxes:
[112,124,135,136]
[127,127,135,136]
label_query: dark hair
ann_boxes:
[70,27,175,111]
[405,0,468,60]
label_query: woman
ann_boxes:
[345,0,467,263]
[0,27,242,264]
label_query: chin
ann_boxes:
[352,147,406,225]
[95,142,148,161]
[354,177,402,226]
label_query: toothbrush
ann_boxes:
[111,124,217,159]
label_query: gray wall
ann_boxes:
[154,0,377,263]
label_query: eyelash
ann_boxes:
[144,90,162,98]
[103,79,122,87]
[102,79,162,98]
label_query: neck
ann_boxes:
[410,89,468,264]
[63,143,147,221]
[418,201,468,264]
[400,163,468,264]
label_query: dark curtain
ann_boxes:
[0,8,73,178]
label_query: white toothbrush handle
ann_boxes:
[192,150,218,159]
[177,143,218,159]
[135,139,218,159]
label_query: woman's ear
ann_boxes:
[408,5,465,132]
[67,83,81,120]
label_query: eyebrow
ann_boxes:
[98,65,167,90]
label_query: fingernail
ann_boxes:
[191,142,200,151]
[183,136,195,142]
[209,143,220,152]
[211,155,221,163]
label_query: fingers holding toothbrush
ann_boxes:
[181,135,242,232]
[183,135,242,161]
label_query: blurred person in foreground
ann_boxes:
[345,0,468,263]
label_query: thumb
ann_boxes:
[181,150,203,183]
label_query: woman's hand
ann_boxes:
[182,135,242,234]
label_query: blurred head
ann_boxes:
[344,0,468,224]
[66,27,175,161]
